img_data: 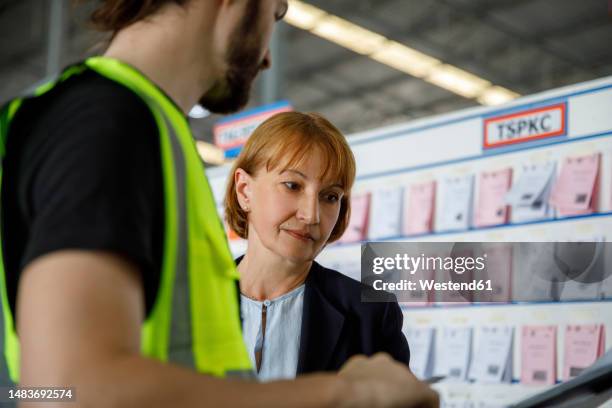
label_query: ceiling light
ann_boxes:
[478,86,521,106]
[371,41,441,78]
[285,0,327,30]
[285,0,521,105]
[425,64,492,99]
[311,15,387,55]
[196,141,225,165]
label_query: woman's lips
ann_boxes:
[284,229,315,242]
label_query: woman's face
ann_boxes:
[236,151,345,264]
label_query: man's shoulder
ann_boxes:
[18,68,155,134]
[54,68,148,109]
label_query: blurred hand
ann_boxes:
[338,353,439,408]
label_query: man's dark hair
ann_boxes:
[88,0,189,32]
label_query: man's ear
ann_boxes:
[234,168,252,211]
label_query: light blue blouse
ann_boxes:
[240,285,305,382]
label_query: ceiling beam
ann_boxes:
[285,0,600,92]
[436,0,590,70]
[305,70,457,113]
[286,0,534,79]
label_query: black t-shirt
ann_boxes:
[1,69,164,318]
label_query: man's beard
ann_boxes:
[199,0,265,114]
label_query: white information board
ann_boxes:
[207,76,612,406]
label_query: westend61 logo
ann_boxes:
[372,253,487,275]
[360,242,612,303]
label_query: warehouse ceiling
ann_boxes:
[1,0,611,153]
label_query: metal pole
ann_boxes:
[46,0,65,78]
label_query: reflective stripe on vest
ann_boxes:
[0,57,253,384]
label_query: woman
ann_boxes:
[224,111,410,381]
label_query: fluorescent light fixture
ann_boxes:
[285,0,521,105]
[189,104,209,119]
[284,0,326,30]
[196,141,225,165]
[311,15,386,55]
[478,86,521,106]
[425,64,491,99]
[371,41,441,78]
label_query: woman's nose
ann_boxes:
[297,195,320,225]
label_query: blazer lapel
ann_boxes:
[296,273,345,374]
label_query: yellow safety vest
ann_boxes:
[0,57,253,384]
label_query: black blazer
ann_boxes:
[296,261,410,374]
[237,258,410,375]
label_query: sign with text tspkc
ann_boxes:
[483,102,567,150]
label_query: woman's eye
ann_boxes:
[283,182,300,191]
[325,193,340,203]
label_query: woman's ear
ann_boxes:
[234,168,252,212]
